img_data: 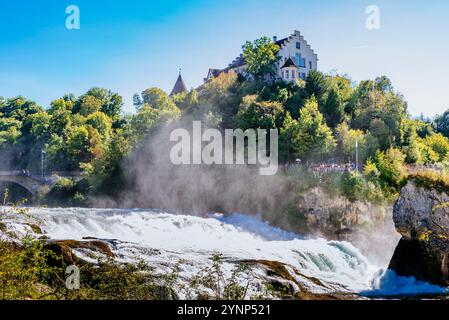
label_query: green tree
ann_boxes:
[322,87,344,128]
[289,98,336,159]
[77,95,103,117]
[84,87,123,118]
[422,133,449,163]
[401,119,423,164]
[242,36,281,80]
[86,111,112,138]
[129,102,180,143]
[141,88,177,111]
[371,148,406,189]
[172,89,199,111]
[28,111,51,140]
[199,72,241,128]
[236,95,283,130]
[67,126,91,164]
[305,70,328,103]
[336,123,379,163]
[434,109,449,138]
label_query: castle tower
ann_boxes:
[280,57,299,82]
[170,69,188,96]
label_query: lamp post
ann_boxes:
[41,149,46,178]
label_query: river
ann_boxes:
[2,207,447,298]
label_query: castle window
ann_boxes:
[285,70,289,79]
[295,53,301,67]
[296,53,306,68]
[292,70,295,78]
[309,61,313,69]
[296,42,301,49]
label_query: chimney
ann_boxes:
[273,36,277,42]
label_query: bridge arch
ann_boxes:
[0,173,43,197]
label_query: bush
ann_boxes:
[341,171,366,203]
[408,169,449,194]
[44,177,89,206]
[371,148,407,189]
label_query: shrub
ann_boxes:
[408,169,449,194]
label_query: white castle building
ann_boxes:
[205,30,318,83]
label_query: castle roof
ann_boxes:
[275,37,289,47]
[281,57,297,69]
[170,73,187,96]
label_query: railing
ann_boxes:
[0,171,81,178]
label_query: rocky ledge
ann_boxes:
[389,178,449,286]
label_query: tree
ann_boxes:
[242,36,281,80]
[199,72,241,128]
[336,123,379,163]
[351,79,407,150]
[372,148,406,189]
[133,94,143,111]
[375,76,393,93]
[279,112,297,161]
[0,117,21,146]
[67,126,90,164]
[434,109,449,138]
[129,102,180,143]
[236,95,283,130]
[369,118,391,150]
[172,89,199,111]
[29,111,51,140]
[329,75,354,103]
[305,70,328,103]
[289,98,336,159]
[423,133,449,163]
[401,119,423,164]
[73,88,123,118]
[84,87,123,118]
[86,112,112,138]
[322,87,344,128]
[77,95,102,117]
[49,98,74,114]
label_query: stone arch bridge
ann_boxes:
[0,171,81,197]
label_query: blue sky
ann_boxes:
[0,0,448,116]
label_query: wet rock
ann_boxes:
[389,180,449,286]
[44,239,115,266]
[241,259,361,300]
[26,223,43,234]
[297,187,385,238]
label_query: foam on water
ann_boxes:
[363,270,448,297]
[3,206,448,296]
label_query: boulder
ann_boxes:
[389,180,449,286]
[297,187,384,238]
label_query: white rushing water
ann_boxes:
[2,207,448,297]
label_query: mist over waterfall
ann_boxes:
[3,206,445,298]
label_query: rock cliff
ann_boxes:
[389,179,449,286]
[297,187,388,239]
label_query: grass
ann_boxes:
[407,169,449,194]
